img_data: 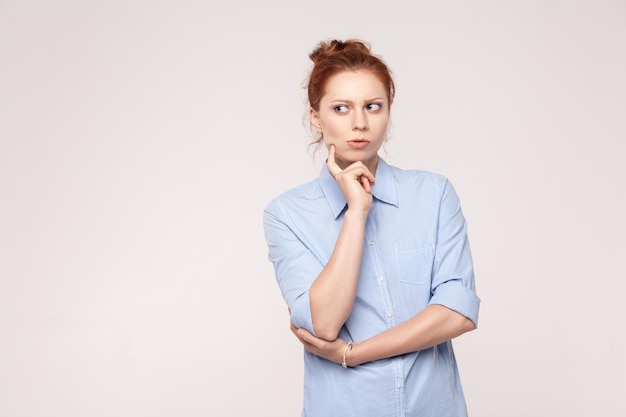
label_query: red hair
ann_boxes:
[307,39,395,112]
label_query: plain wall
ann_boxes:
[1,0,624,415]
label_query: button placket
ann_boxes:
[364,215,395,329]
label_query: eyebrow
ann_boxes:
[328,97,386,104]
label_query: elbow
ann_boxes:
[464,318,477,333]
[442,305,475,337]
[312,323,340,342]
[434,304,476,336]
[310,308,343,341]
[458,315,476,335]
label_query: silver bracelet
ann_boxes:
[342,342,353,368]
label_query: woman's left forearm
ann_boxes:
[347,304,475,367]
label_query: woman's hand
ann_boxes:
[290,323,347,365]
[327,145,375,214]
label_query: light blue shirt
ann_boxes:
[264,159,480,417]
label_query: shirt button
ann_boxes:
[387,312,393,318]
[378,276,384,282]
[396,381,402,389]
[368,240,374,246]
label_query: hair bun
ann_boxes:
[309,39,372,63]
[330,40,347,51]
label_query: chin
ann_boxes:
[337,153,378,168]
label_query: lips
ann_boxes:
[347,139,369,149]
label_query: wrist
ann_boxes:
[341,341,353,368]
[348,341,365,367]
[344,208,368,223]
[341,341,365,368]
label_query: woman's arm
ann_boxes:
[347,304,475,366]
[295,176,479,362]
[309,145,375,341]
[309,210,367,341]
[292,304,475,366]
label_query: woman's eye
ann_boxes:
[367,102,382,111]
[334,105,349,113]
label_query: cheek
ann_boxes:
[374,118,390,136]
[321,120,344,139]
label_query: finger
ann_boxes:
[357,166,375,185]
[290,324,312,341]
[344,162,375,184]
[326,145,342,177]
[290,324,308,346]
[360,175,372,194]
[296,328,321,347]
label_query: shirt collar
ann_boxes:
[319,158,399,219]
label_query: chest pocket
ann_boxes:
[394,236,435,285]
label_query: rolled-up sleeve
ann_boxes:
[263,200,323,335]
[428,180,480,326]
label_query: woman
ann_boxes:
[263,39,480,417]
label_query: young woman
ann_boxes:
[263,39,480,417]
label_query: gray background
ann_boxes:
[1,0,625,416]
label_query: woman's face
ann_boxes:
[311,70,390,173]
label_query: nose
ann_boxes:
[352,109,368,131]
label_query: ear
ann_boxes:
[310,108,322,133]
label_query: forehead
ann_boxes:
[322,70,387,100]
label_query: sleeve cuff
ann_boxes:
[429,280,481,326]
[289,291,317,336]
